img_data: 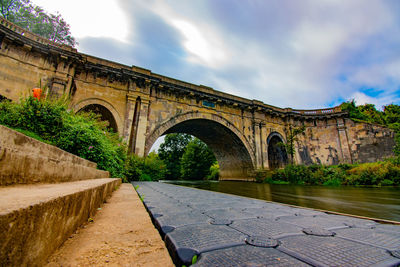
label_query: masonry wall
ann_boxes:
[0,125,109,185]
[294,118,395,166]
[345,119,396,163]
[0,19,396,180]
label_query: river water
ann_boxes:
[164,180,400,222]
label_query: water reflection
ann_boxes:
[164,180,400,222]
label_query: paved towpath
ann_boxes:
[46,183,174,267]
[133,181,400,267]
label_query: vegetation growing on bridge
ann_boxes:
[340,101,400,156]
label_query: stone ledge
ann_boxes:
[0,125,109,185]
[0,178,121,266]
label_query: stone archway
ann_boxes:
[146,112,255,180]
[267,132,288,169]
[73,98,122,134]
[78,104,118,132]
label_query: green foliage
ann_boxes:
[261,159,400,186]
[158,133,192,179]
[206,162,220,180]
[0,96,126,177]
[180,138,216,180]
[125,152,166,182]
[340,100,369,121]
[0,0,77,46]
[192,255,198,265]
[278,125,305,164]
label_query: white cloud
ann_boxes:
[32,0,130,43]
[31,0,400,109]
[351,91,400,110]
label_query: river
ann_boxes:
[164,180,400,222]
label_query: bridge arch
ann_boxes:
[267,132,288,169]
[146,111,255,180]
[73,98,122,133]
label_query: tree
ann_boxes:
[180,138,216,180]
[383,104,400,125]
[358,104,384,125]
[340,100,368,121]
[0,0,77,46]
[280,125,305,164]
[158,133,192,179]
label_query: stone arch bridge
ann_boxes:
[0,18,395,180]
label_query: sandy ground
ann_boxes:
[46,183,174,267]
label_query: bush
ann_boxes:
[347,162,388,185]
[264,158,400,187]
[322,178,342,186]
[125,153,166,182]
[206,162,220,180]
[0,96,127,177]
[271,164,312,184]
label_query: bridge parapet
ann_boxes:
[0,16,76,52]
[0,18,346,120]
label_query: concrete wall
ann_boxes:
[0,178,121,266]
[0,125,109,185]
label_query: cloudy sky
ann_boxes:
[33,0,400,110]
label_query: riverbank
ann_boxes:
[134,182,400,266]
[46,183,173,267]
[256,159,400,186]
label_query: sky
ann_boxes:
[31,0,400,110]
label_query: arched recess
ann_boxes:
[267,132,288,169]
[73,98,122,134]
[146,112,255,180]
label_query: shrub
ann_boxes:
[322,178,342,186]
[265,160,399,186]
[275,164,312,184]
[125,153,166,182]
[206,162,220,180]
[0,96,126,177]
[142,152,166,181]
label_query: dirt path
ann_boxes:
[46,183,174,267]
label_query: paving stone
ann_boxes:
[230,218,303,238]
[134,182,400,267]
[245,236,279,248]
[302,227,335,237]
[277,215,351,229]
[193,245,310,267]
[278,235,400,267]
[154,210,210,234]
[204,208,256,220]
[335,227,400,250]
[209,219,233,225]
[390,250,400,259]
[374,224,400,233]
[242,207,294,219]
[324,214,377,228]
[165,223,246,264]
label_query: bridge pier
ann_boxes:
[134,97,150,157]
